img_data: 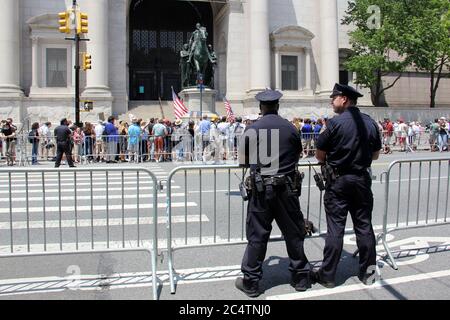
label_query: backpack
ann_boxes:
[28,130,36,143]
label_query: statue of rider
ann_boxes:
[187,23,202,64]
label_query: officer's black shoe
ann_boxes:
[311,270,336,289]
[235,277,261,298]
[358,271,376,286]
[290,272,312,292]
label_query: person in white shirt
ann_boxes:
[94,121,105,162]
[412,121,421,148]
[203,115,221,163]
[217,116,231,160]
[39,122,54,160]
[397,119,408,151]
[230,117,246,160]
[393,120,400,146]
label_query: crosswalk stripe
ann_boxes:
[0,214,209,230]
[3,176,167,182]
[0,236,229,253]
[0,186,180,194]
[0,193,186,202]
[0,202,197,214]
[0,181,175,188]
[4,171,166,177]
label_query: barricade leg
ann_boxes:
[151,249,159,300]
[381,233,398,270]
[168,252,177,294]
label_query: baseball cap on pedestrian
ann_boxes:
[330,83,364,100]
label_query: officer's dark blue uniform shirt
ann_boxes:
[316,106,381,172]
[243,111,302,176]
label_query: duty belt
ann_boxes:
[335,168,368,177]
[262,175,288,186]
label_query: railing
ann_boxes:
[377,157,450,270]
[164,162,327,294]
[0,167,160,300]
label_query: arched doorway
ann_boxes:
[129,0,214,101]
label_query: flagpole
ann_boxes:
[198,73,204,120]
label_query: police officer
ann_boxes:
[54,118,76,168]
[313,84,382,287]
[235,89,311,298]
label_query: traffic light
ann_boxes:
[76,12,88,34]
[82,53,92,71]
[58,11,71,34]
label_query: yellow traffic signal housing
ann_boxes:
[58,11,71,34]
[77,12,88,34]
[82,53,92,71]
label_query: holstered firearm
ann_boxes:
[321,163,337,187]
[287,167,305,197]
[253,172,265,193]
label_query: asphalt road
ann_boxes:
[0,150,449,300]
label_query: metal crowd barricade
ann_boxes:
[9,131,253,165]
[164,162,327,294]
[378,157,450,270]
[382,130,433,152]
[300,132,321,156]
[0,167,160,300]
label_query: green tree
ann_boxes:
[394,0,450,108]
[342,0,410,107]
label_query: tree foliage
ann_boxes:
[394,0,450,108]
[342,0,450,107]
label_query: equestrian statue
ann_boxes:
[180,23,217,89]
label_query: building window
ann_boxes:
[281,55,298,90]
[46,48,67,87]
[339,70,349,85]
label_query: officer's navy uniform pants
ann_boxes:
[242,184,310,283]
[55,142,75,167]
[321,173,376,281]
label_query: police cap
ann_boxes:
[330,83,363,100]
[255,89,283,104]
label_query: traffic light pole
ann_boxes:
[75,32,81,127]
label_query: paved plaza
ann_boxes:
[0,151,449,300]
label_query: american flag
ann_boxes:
[172,88,189,119]
[224,97,235,122]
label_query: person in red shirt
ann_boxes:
[383,118,393,154]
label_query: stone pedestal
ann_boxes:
[179,88,217,116]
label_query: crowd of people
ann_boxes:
[379,117,450,154]
[6,115,250,166]
[1,114,450,166]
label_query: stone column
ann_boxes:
[31,37,39,89]
[319,0,339,95]
[304,48,312,93]
[81,0,111,97]
[249,0,271,92]
[226,1,247,101]
[0,0,23,96]
[274,51,281,90]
